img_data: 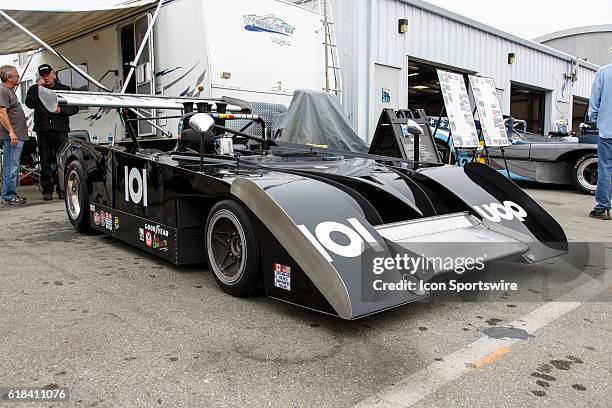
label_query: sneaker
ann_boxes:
[589,209,611,220]
[42,194,53,201]
[1,197,26,205]
[16,196,26,203]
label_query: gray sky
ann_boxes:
[425,0,612,39]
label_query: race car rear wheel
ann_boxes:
[65,160,91,232]
[572,153,598,195]
[205,200,261,297]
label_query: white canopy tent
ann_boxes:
[0,0,157,54]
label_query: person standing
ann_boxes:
[0,65,28,205]
[588,63,612,220]
[25,64,78,201]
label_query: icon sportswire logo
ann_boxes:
[243,14,295,37]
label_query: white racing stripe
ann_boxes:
[355,271,611,408]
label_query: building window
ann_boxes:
[18,52,28,66]
[20,79,33,103]
[56,64,89,91]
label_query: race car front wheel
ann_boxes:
[65,160,91,232]
[572,153,598,195]
[205,200,262,297]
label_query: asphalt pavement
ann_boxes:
[0,184,610,408]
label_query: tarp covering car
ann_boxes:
[273,89,369,153]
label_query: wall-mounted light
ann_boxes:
[508,52,516,64]
[398,19,409,34]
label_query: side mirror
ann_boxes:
[190,113,215,133]
[405,119,423,135]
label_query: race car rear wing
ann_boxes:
[53,90,252,113]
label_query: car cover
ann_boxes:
[273,89,369,153]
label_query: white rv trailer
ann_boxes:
[0,0,339,142]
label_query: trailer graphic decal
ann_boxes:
[243,14,295,37]
[162,63,201,92]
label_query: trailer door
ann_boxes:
[119,14,156,136]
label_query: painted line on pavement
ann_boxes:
[355,271,611,408]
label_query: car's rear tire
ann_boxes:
[205,200,262,297]
[65,160,91,232]
[572,153,598,195]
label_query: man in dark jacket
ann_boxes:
[25,64,79,200]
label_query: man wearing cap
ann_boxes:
[25,64,79,201]
[0,65,28,205]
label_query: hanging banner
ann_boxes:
[436,69,479,148]
[468,75,510,147]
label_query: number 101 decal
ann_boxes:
[298,218,383,263]
[473,201,527,223]
[125,167,148,207]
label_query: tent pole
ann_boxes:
[0,8,171,137]
[15,48,41,96]
[0,9,110,92]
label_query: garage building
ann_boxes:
[329,0,600,140]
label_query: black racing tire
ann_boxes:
[572,153,598,195]
[205,199,262,297]
[65,160,91,232]
[435,140,456,165]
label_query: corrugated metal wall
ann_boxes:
[331,0,598,138]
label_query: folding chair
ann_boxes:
[19,136,41,187]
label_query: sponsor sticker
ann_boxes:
[90,204,95,212]
[93,212,101,226]
[105,217,112,231]
[99,211,106,225]
[274,263,291,291]
[145,231,153,248]
[144,224,169,238]
[153,236,169,252]
[114,217,120,230]
[139,228,145,242]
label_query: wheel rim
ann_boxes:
[577,158,598,192]
[207,209,247,285]
[66,169,81,220]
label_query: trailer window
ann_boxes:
[56,64,89,91]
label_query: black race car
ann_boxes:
[56,90,567,320]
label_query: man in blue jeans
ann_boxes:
[589,62,612,220]
[0,65,28,205]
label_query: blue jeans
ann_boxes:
[595,137,612,211]
[1,139,24,200]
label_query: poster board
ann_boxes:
[468,75,510,147]
[436,69,479,148]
